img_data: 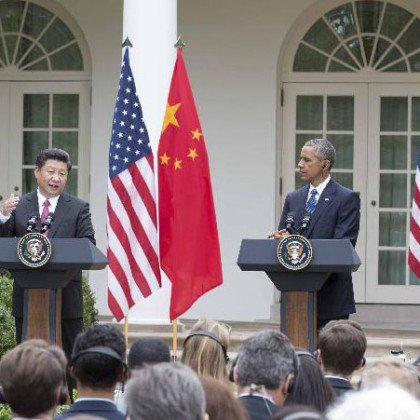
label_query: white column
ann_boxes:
[122,0,177,323]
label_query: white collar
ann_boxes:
[308,176,331,197]
[36,189,60,210]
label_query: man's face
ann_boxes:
[34,159,68,198]
[298,146,327,186]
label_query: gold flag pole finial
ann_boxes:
[122,37,133,48]
[172,319,178,361]
[174,36,186,49]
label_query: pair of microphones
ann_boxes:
[26,213,54,234]
[285,213,311,236]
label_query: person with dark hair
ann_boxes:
[0,340,67,420]
[56,324,126,420]
[201,376,247,420]
[270,139,360,329]
[285,351,335,412]
[125,362,207,420]
[128,337,171,369]
[0,147,95,366]
[317,320,366,396]
[272,405,326,420]
[115,337,171,413]
[234,330,295,420]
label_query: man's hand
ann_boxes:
[1,194,19,216]
[268,229,290,240]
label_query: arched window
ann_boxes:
[0,0,83,71]
[293,1,420,73]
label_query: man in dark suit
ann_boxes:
[317,320,367,397]
[56,324,126,420]
[0,148,95,360]
[271,139,360,329]
[235,330,296,420]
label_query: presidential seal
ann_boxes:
[277,234,313,271]
[17,232,52,268]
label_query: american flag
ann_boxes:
[409,151,420,278]
[107,48,161,321]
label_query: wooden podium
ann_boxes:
[237,239,360,352]
[0,238,107,345]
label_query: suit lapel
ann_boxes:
[24,191,41,231]
[295,184,309,225]
[48,193,71,237]
[306,179,337,237]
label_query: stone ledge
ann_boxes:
[100,317,420,360]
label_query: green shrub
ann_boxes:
[0,404,11,420]
[0,270,16,358]
[82,275,99,330]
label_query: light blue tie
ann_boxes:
[305,189,318,214]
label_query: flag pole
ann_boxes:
[124,316,129,349]
[172,319,178,361]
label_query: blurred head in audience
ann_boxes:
[125,362,207,420]
[317,320,366,378]
[285,350,335,412]
[128,337,171,370]
[0,340,67,419]
[235,330,295,405]
[357,356,420,399]
[273,405,326,420]
[201,376,247,420]
[327,383,420,420]
[70,324,126,396]
[181,319,230,382]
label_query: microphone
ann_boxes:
[300,214,311,235]
[26,215,38,232]
[40,212,54,234]
[285,213,295,233]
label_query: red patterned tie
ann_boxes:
[40,199,50,224]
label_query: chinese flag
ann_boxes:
[158,48,223,320]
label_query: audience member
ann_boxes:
[201,376,247,420]
[115,337,171,413]
[272,405,326,420]
[357,356,420,399]
[234,330,295,420]
[182,319,230,382]
[56,324,126,420]
[128,337,171,369]
[285,351,334,412]
[125,362,207,420]
[0,340,67,420]
[327,383,420,420]
[317,320,366,396]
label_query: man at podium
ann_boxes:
[271,139,360,330]
[0,148,95,360]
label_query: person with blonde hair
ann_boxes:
[357,356,420,399]
[181,319,230,382]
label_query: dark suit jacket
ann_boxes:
[0,191,95,319]
[55,400,125,420]
[325,376,353,397]
[239,395,278,420]
[279,179,360,319]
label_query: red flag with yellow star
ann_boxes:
[158,48,223,320]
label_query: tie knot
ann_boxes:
[43,199,50,208]
[310,189,318,197]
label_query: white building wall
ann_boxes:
[177,0,314,321]
[56,0,123,316]
[54,0,317,321]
